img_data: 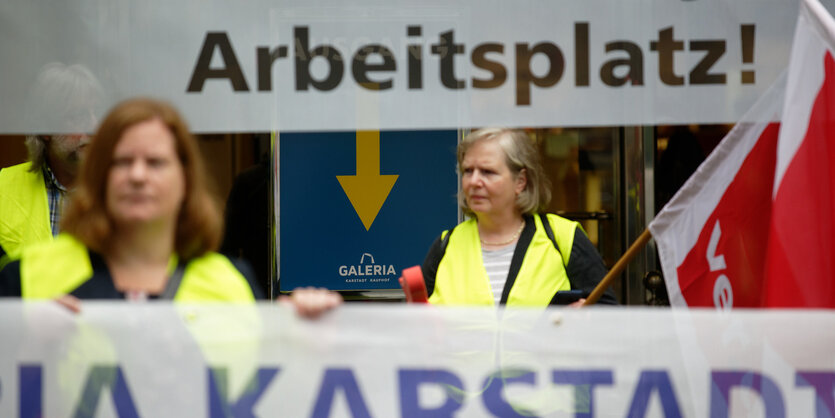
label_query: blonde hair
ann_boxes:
[457,128,551,216]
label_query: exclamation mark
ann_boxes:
[741,24,755,84]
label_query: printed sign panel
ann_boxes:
[0,0,804,133]
[279,130,458,290]
[1,302,834,417]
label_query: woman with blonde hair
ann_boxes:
[422,128,616,306]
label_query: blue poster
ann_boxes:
[279,130,458,291]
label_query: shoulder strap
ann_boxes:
[159,263,186,300]
[439,224,456,256]
[539,213,564,264]
[441,217,563,262]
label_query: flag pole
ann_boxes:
[583,228,653,306]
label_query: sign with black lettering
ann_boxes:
[0,0,801,133]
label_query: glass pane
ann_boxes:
[529,127,620,267]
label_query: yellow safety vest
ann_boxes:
[19,234,256,302]
[429,214,579,307]
[0,162,51,263]
[14,235,262,414]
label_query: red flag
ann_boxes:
[649,81,782,308]
[763,0,835,307]
[650,0,835,309]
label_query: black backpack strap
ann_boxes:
[539,213,563,264]
[159,263,186,300]
[423,224,457,298]
[440,224,456,256]
[441,216,563,264]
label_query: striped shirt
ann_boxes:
[42,165,67,236]
[482,243,516,304]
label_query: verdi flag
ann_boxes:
[763,0,835,307]
[650,0,835,309]
[648,76,783,308]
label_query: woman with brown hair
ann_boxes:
[0,98,340,315]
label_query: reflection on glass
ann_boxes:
[23,62,105,188]
[524,127,618,253]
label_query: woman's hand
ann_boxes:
[55,289,344,318]
[278,287,342,319]
[55,294,83,313]
[568,298,586,308]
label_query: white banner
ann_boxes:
[0,0,802,133]
[1,302,833,417]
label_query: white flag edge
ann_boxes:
[774,0,835,195]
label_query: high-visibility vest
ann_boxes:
[0,162,51,262]
[20,234,256,302]
[429,213,577,306]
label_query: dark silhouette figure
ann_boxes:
[221,153,272,296]
[655,127,706,212]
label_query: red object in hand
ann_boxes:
[399,265,428,304]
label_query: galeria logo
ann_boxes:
[338,253,396,283]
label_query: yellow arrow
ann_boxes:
[337,131,398,231]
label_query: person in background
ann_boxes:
[421,128,617,306]
[221,148,271,296]
[0,63,103,267]
[0,98,340,316]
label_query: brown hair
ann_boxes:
[61,98,222,260]
[457,128,551,217]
